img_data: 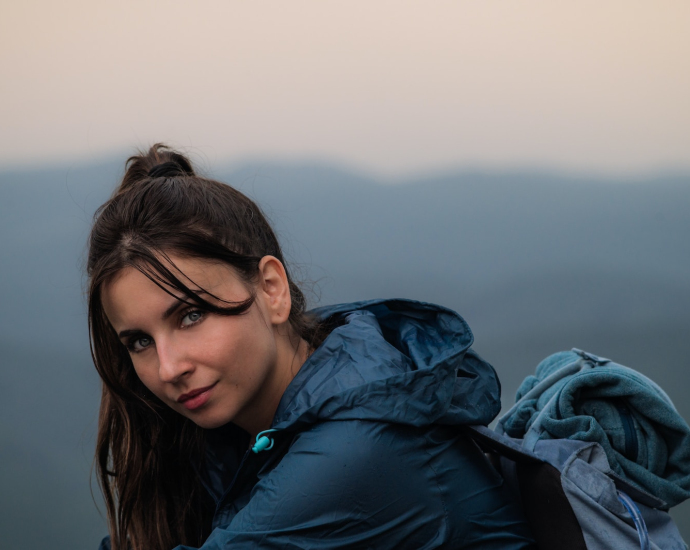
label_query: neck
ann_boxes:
[235,329,310,442]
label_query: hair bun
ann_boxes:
[115,144,197,196]
[147,161,188,179]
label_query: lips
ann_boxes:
[177,383,217,410]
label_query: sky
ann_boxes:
[1,0,688,176]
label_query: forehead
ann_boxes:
[101,255,245,328]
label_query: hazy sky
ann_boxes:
[1,1,688,175]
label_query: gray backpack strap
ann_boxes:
[465,425,542,464]
[466,425,589,550]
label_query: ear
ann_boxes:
[256,256,292,325]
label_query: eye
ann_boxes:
[181,309,205,328]
[127,335,153,353]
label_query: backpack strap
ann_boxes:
[465,425,542,464]
[465,426,589,550]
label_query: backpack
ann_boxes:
[466,349,690,550]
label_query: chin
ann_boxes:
[184,410,236,430]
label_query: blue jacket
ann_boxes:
[102,300,535,549]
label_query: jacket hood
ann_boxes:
[272,299,502,431]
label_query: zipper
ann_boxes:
[212,449,251,525]
[211,431,289,528]
[556,394,638,462]
[615,400,638,461]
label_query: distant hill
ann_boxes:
[1,159,689,548]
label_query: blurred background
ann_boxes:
[1,1,689,548]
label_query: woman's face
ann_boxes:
[102,254,296,433]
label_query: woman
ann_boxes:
[89,144,535,550]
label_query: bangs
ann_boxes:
[123,246,256,318]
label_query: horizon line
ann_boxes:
[1,150,689,184]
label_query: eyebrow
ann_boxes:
[117,290,208,339]
[162,297,187,321]
[118,328,144,339]
[163,289,210,320]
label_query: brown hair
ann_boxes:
[87,144,325,550]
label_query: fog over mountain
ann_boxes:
[1,159,689,548]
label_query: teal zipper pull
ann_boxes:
[252,429,278,453]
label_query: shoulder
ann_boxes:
[227,420,533,549]
[260,419,448,509]
[195,420,535,549]
[230,420,448,546]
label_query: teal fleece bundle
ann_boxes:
[498,349,690,509]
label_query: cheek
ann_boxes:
[130,359,164,395]
[123,339,171,394]
[207,315,277,375]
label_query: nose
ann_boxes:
[156,336,194,384]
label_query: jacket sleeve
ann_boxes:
[176,420,535,550]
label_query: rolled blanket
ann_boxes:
[497,348,690,509]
